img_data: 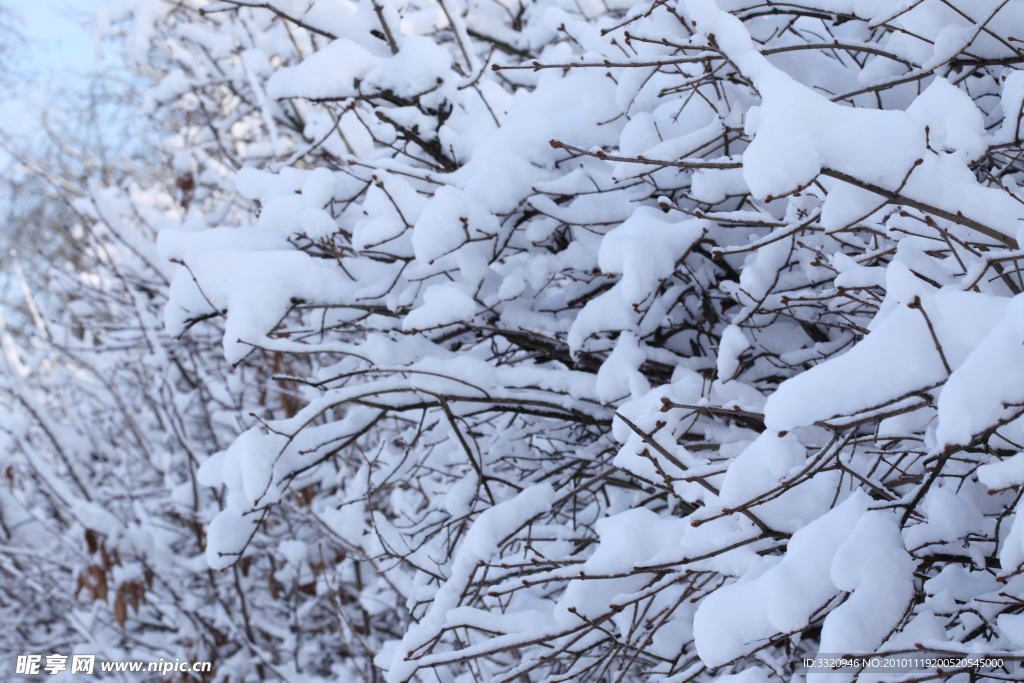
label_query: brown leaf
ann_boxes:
[113,592,127,629]
[124,582,140,612]
[77,565,108,602]
[268,569,280,600]
[85,529,100,555]
[294,484,316,508]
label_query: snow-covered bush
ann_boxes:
[20,0,1024,680]
[0,107,362,677]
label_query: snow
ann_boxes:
[595,331,650,403]
[235,166,307,201]
[443,472,478,517]
[716,325,750,382]
[905,78,987,160]
[411,186,475,262]
[278,539,308,567]
[567,213,705,353]
[904,485,986,548]
[693,492,870,667]
[920,25,971,71]
[998,71,1024,143]
[686,0,924,199]
[556,507,690,624]
[598,213,706,303]
[401,284,479,332]
[818,511,914,658]
[998,498,1024,574]
[936,295,1024,447]
[205,508,259,571]
[977,452,1024,491]
[718,432,804,508]
[300,167,338,208]
[691,167,748,205]
[997,613,1024,648]
[166,249,362,362]
[268,35,451,101]
[765,280,1009,432]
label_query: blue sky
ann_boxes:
[10,0,98,74]
[0,1,119,174]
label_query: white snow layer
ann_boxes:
[693,492,872,666]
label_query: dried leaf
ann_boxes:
[113,592,127,630]
[85,528,100,555]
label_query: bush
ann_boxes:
[11,0,1024,680]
